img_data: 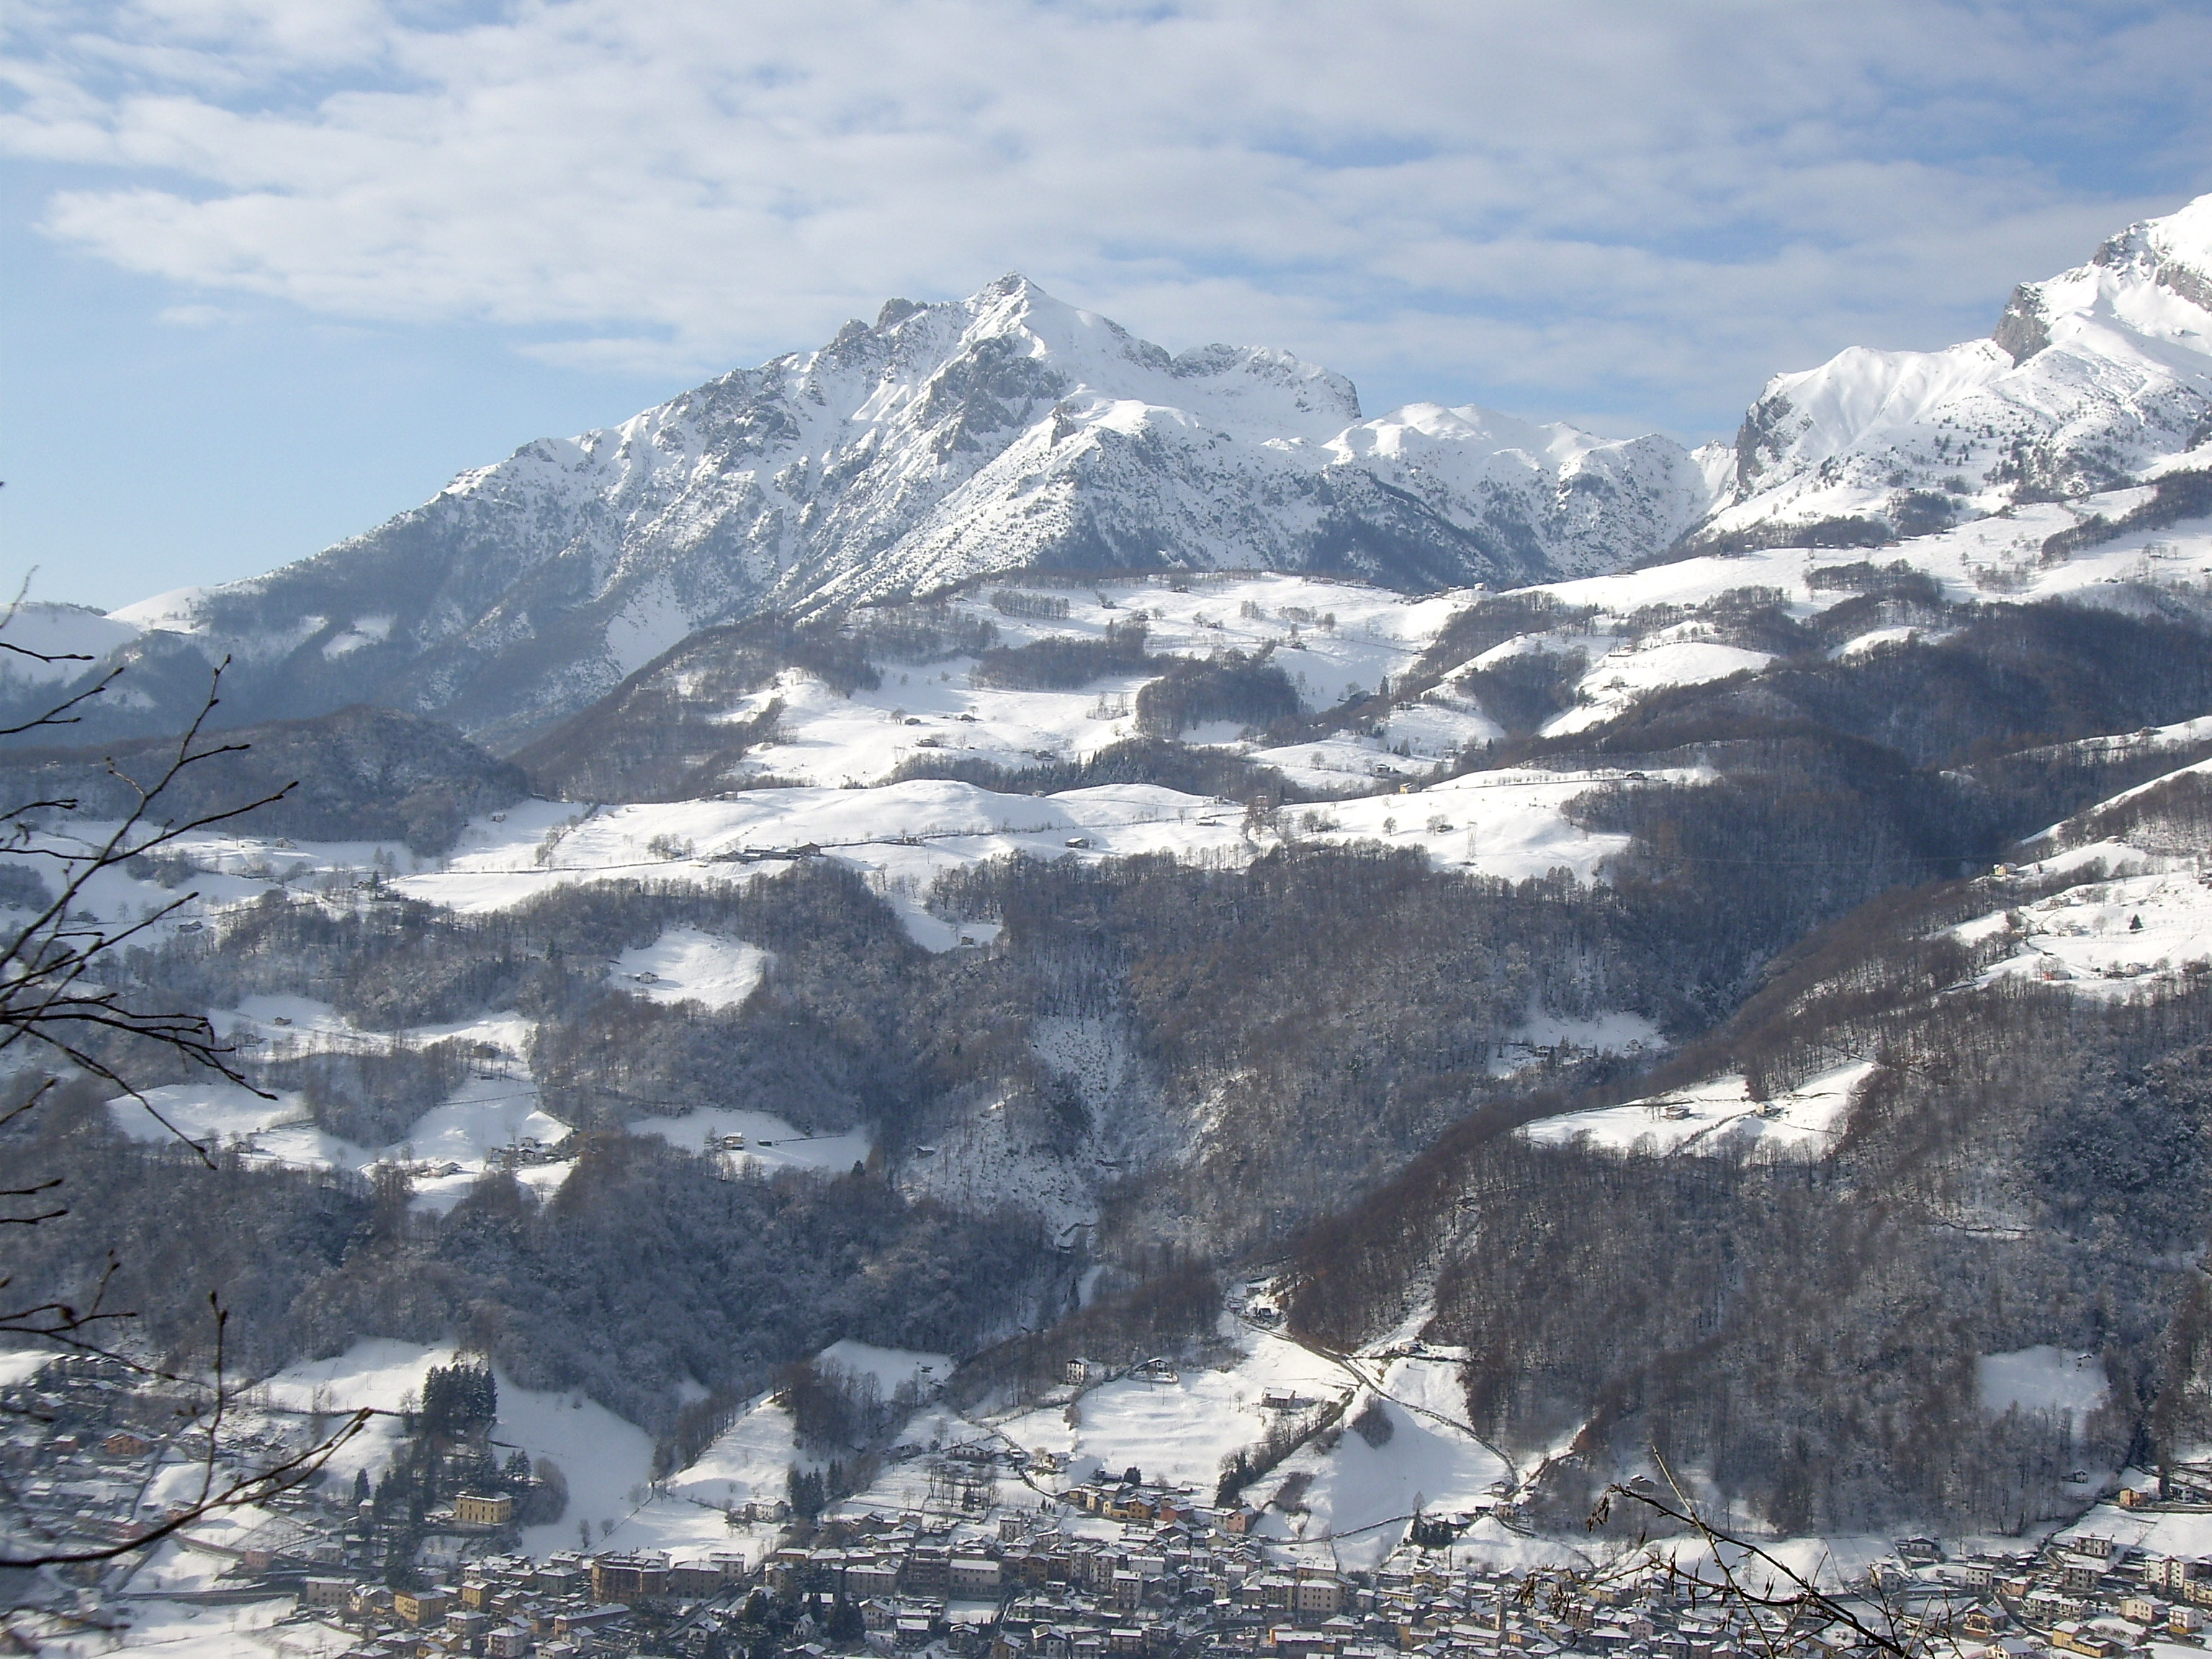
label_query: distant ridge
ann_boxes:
[15,193,2211,752]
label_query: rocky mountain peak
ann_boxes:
[2091,192,2212,314]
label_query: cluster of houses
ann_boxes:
[488,1134,575,1171]
[0,1352,539,1622]
[300,1552,747,1657]
[279,1500,2212,1659]
[27,1349,2212,1659]
[1939,1527,2212,1658]
[0,1354,269,1568]
[290,1491,1362,1658]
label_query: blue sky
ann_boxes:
[4,0,2211,611]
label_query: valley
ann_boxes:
[6,193,2212,1656]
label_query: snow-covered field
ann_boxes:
[1542,637,1774,738]
[395,782,1256,938]
[1928,736,2212,1004]
[394,768,1656,928]
[980,1325,1514,1570]
[1978,1346,2110,1421]
[60,754,1660,956]
[1961,855,2212,995]
[822,1340,950,1395]
[1521,1061,1878,1159]
[102,1599,356,1657]
[1264,1352,1514,1570]
[713,574,1479,788]
[556,1339,953,1562]
[626,1105,871,1175]
[999,1331,1346,1493]
[661,1395,802,1521]
[1501,477,2212,652]
[107,1010,576,1213]
[256,1339,660,1557]
[110,1079,350,1165]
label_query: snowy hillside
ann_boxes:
[484,454,2212,811]
[1505,691,2212,1164]
[40,495,2212,1238]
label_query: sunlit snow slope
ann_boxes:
[1704,194,2212,547]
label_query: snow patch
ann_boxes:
[1979,1346,2110,1421]
[663,1395,802,1518]
[0,602,140,682]
[999,1331,1350,1493]
[259,1337,659,1558]
[816,1339,950,1398]
[0,1349,55,1387]
[1545,640,1773,737]
[613,927,773,1010]
[1969,858,2212,996]
[625,1105,871,1174]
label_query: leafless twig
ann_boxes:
[1596,1449,1970,1659]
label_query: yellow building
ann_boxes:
[454,1491,516,1527]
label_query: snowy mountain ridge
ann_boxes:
[1703,194,2212,547]
[102,276,1711,747]
[21,192,2212,759]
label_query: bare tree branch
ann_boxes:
[0,617,367,1596]
[0,656,296,1135]
[1598,1449,1971,1659]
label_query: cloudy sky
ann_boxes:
[5,0,2210,609]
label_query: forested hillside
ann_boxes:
[1291,748,2212,1534]
[10,192,2212,1557]
[12,569,2212,1534]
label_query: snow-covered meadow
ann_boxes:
[1521,1061,1879,1161]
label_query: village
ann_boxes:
[15,1348,2212,1659]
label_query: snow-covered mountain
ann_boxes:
[101,277,1709,747]
[1701,194,2212,547]
[42,192,2212,755]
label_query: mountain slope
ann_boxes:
[19,493,2212,1534]
[44,193,2212,755]
[1285,724,2212,1536]
[105,279,1709,748]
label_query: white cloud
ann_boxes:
[5,0,2210,433]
